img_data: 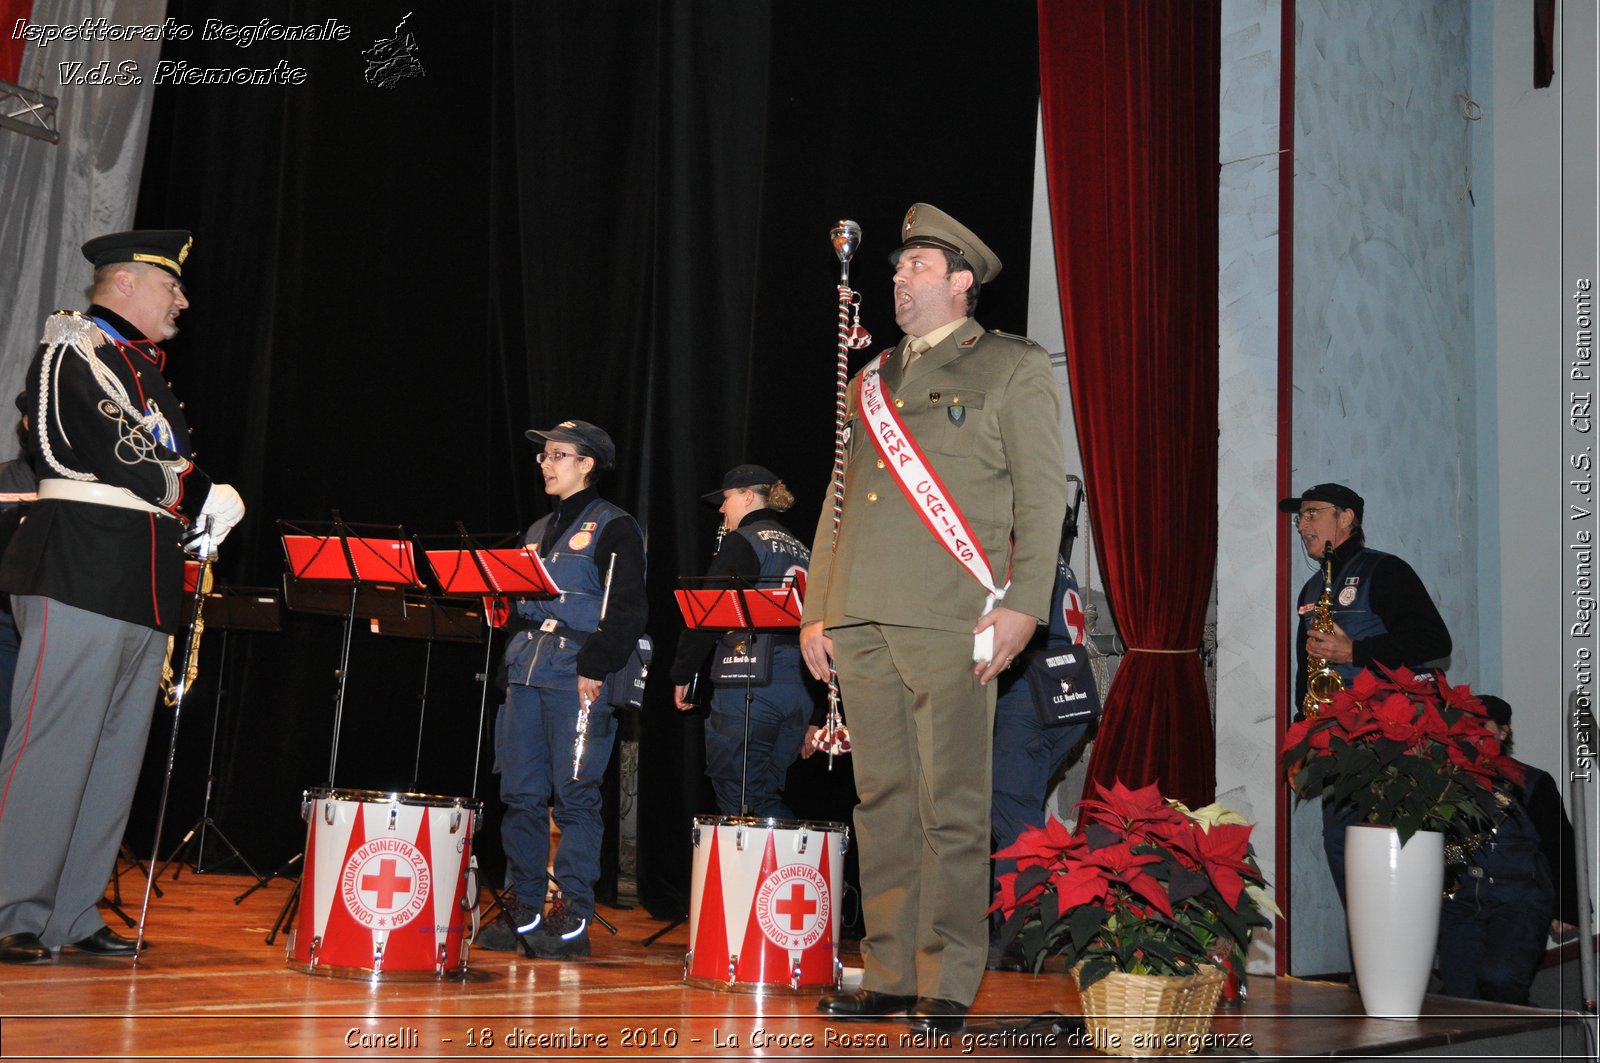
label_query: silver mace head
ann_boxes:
[831,219,862,284]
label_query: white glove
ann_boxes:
[199,483,246,544]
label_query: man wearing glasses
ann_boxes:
[1279,482,1452,900]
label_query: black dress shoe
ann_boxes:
[64,927,145,956]
[0,932,50,964]
[816,988,917,1019]
[906,997,968,1034]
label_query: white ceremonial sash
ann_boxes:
[858,352,1009,659]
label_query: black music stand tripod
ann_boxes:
[156,587,284,882]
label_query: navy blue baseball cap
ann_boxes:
[526,419,616,469]
[701,464,778,505]
[1278,482,1364,523]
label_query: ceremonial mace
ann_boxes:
[818,219,868,768]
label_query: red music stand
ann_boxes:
[278,515,425,789]
[424,542,562,599]
[418,528,563,807]
[674,573,804,633]
[674,573,805,817]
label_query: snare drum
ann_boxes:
[685,816,848,994]
[286,788,480,980]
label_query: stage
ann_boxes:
[0,873,1588,1060]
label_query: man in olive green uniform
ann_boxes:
[801,204,1067,1032]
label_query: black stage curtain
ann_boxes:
[126,0,1040,918]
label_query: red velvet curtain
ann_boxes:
[0,0,32,83]
[1038,0,1220,806]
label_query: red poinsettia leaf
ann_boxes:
[1332,686,1366,714]
[1282,717,1315,753]
[1081,839,1164,875]
[1339,711,1384,742]
[1490,754,1526,787]
[1414,701,1449,740]
[1122,869,1176,919]
[1146,820,1202,862]
[993,815,1078,864]
[1191,821,1261,909]
[1077,779,1181,835]
[1053,864,1113,911]
[1349,668,1390,699]
[1434,674,1484,714]
[1374,691,1416,724]
[1386,664,1440,698]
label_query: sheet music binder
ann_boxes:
[369,595,485,644]
[178,585,284,632]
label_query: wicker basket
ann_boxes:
[1073,965,1225,1056]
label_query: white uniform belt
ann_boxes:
[37,478,173,518]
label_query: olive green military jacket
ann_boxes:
[802,318,1068,634]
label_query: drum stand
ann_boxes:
[236,847,301,907]
[641,882,690,947]
[263,867,303,944]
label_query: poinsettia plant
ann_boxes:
[1281,665,1523,845]
[992,781,1278,990]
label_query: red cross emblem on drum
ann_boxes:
[341,839,431,930]
[755,863,831,951]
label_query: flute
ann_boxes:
[572,552,618,780]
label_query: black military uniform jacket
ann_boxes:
[0,307,213,633]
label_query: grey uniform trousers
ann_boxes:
[0,595,166,945]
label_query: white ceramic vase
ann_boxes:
[1343,824,1444,1020]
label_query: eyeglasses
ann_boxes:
[536,450,578,465]
[1290,505,1337,526]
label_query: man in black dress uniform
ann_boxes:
[1280,482,1451,903]
[0,231,245,963]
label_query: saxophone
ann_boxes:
[162,517,216,707]
[1302,544,1345,716]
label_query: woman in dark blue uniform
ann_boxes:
[481,420,646,960]
[1437,695,1581,1005]
[671,464,816,818]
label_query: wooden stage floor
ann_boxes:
[0,873,1589,1061]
